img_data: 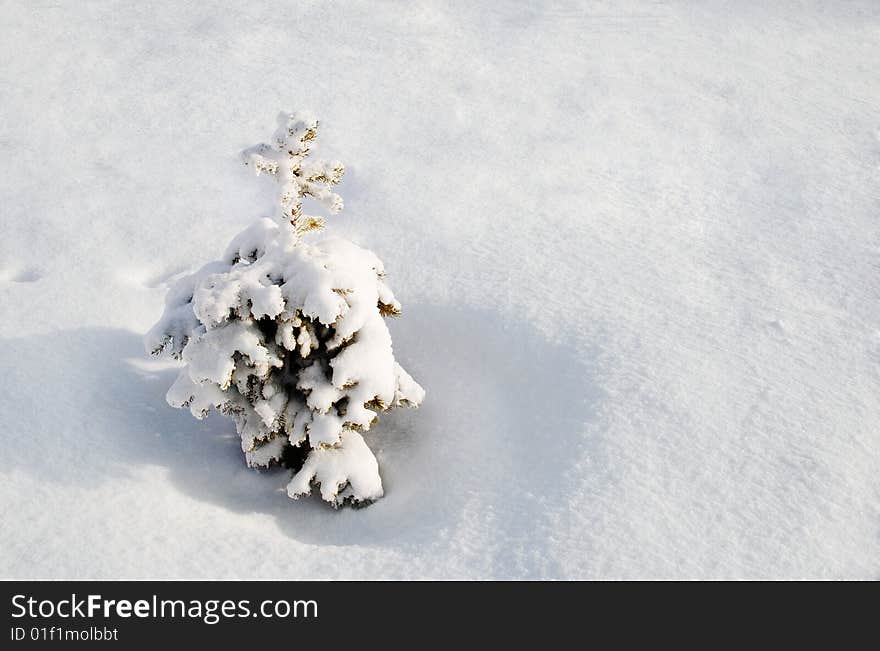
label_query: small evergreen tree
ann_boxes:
[145,112,425,507]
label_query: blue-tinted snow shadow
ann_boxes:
[360,303,608,577]
[0,307,606,577]
[0,327,282,508]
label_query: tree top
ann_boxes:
[242,111,344,238]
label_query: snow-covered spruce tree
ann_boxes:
[145,112,424,507]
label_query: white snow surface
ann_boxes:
[1,1,879,579]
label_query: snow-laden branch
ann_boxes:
[242,111,344,238]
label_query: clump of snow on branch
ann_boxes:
[146,112,424,507]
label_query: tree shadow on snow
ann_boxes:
[1,307,606,577]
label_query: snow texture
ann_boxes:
[1,1,879,578]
